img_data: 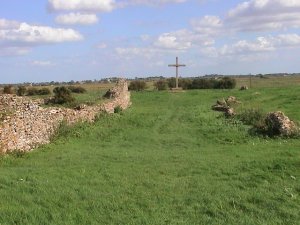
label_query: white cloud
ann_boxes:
[0,19,20,29]
[115,47,159,59]
[191,15,222,35]
[220,37,274,55]
[0,18,83,57]
[219,34,300,56]
[200,47,218,57]
[227,0,300,32]
[31,60,56,66]
[153,21,218,52]
[55,13,98,25]
[48,0,116,12]
[122,0,187,6]
[0,21,83,44]
[272,34,300,47]
[154,32,192,50]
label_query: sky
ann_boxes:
[1,0,300,83]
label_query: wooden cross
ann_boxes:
[168,57,186,89]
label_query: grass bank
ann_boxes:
[0,87,299,225]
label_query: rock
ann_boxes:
[240,85,248,90]
[265,111,298,136]
[212,96,239,118]
[225,108,235,117]
[216,98,227,106]
[226,96,237,104]
[212,104,229,112]
[74,104,87,110]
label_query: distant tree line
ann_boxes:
[167,77,236,90]
[1,85,88,105]
[129,77,236,91]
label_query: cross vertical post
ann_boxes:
[168,57,186,89]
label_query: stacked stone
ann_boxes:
[211,96,239,117]
[0,79,131,153]
[265,111,298,136]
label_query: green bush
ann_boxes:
[3,85,14,94]
[114,106,123,114]
[167,78,192,89]
[37,88,51,95]
[179,79,192,90]
[167,77,236,90]
[214,77,236,89]
[237,108,265,126]
[68,86,87,93]
[17,86,26,96]
[52,86,75,104]
[27,87,51,96]
[128,80,147,91]
[154,80,168,90]
[26,87,38,96]
[190,78,215,89]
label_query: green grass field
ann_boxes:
[0,86,300,224]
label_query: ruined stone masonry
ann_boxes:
[265,111,298,136]
[0,79,131,153]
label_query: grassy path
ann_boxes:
[0,89,300,225]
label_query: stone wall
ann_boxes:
[0,79,131,153]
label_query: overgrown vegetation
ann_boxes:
[237,108,265,126]
[3,85,14,94]
[27,87,51,96]
[67,86,87,93]
[128,80,147,91]
[16,86,26,96]
[52,86,75,104]
[113,105,123,114]
[0,86,299,225]
[154,79,168,90]
[166,77,236,90]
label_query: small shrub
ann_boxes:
[128,80,147,91]
[167,78,192,89]
[179,79,192,90]
[237,108,265,126]
[167,78,176,88]
[37,88,51,95]
[27,87,38,96]
[68,86,87,93]
[214,77,236,89]
[17,86,26,96]
[114,106,123,114]
[190,78,215,89]
[27,87,51,96]
[3,85,14,94]
[52,86,75,104]
[154,80,168,90]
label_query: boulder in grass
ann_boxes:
[225,108,235,117]
[226,96,240,106]
[240,85,248,90]
[212,96,239,117]
[265,111,298,136]
[212,98,236,117]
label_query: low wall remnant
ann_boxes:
[0,79,131,153]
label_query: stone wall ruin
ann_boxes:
[0,79,131,153]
